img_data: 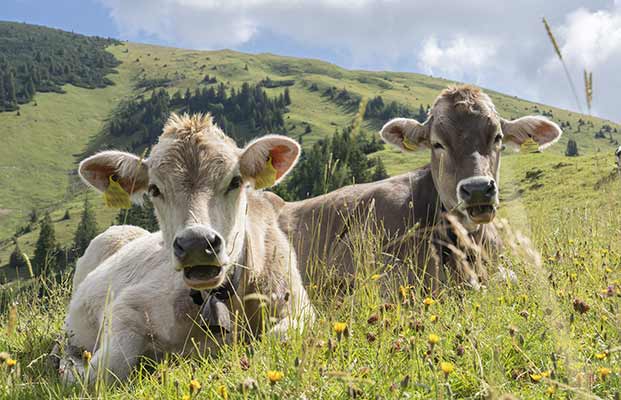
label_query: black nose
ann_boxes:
[173,226,224,265]
[458,177,497,204]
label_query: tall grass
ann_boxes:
[542,17,584,113]
[1,167,620,398]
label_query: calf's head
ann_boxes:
[79,113,300,289]
[381,85,561,227]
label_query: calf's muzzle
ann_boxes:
[173,226,227,287]
[457,176,498,224]
[173,226,223,264]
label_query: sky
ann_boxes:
[3,0,621,122]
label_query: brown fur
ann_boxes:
[279,85,561,292]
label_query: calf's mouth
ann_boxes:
[183,265,224,289]
[465,204,497,224]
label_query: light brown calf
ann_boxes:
[60,113,313,383]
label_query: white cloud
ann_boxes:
[97,0,621,121]
[418,36,498,83]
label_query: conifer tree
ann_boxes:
[5,72,17,108]
[73,196,98,258]
[565,139,579,157]
[0,76,5,110]
[371,157,389,181]
[116,197,158,232]
[9,242,27,271]
[33,212,57,274]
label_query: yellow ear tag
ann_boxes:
[254,155,278,189]
[402,136,418,151]
[104,175,132,209]
[520,137,540,153]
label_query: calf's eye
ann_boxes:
[227,176,242,193]
[432,142,445,150]
[494,134,503,143]
[148,184,161,198]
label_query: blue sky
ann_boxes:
[3,0,621,122]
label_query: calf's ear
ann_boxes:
[240,135,301,189]
[380,117,431,152]
[79,150,149,198]
[501,116,562,151]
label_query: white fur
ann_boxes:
[72,225,149,294]
[61,115,313,383]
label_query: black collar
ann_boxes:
[189,253,245,333]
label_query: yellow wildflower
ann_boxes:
[423,297,435,306]
[546,385,556,395]
[530,373,543,382]
[430,314,438,323]
[428,334,440,345]
[217,384,228,399]
[182,395,190,400]
[399,285,410,300]
[598,367,611,379]
[541,370,551,378]
[267,370,284,384]
[595,352,607,360]
[189,379,201,393]
[6,358,16,368]
[333,322,348,334]
[83,350,92,363]
[440,361,455,375]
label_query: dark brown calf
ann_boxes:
[280,85,562,290]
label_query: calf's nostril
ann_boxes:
[459,185,471,200]
[486,180,497,196]
[173,238,186,259]
[206,233,222,254]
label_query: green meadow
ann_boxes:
[0,37,620,399]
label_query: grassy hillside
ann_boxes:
[0,26,620,399]
[1,40,620,267]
